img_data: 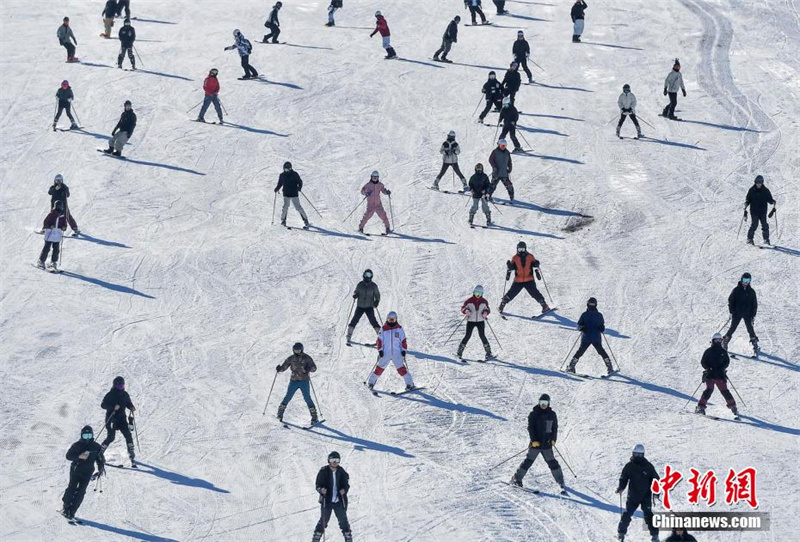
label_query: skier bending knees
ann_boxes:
[566,297,614,375]
[367,312,415,391]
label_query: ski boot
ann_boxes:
[750,337,759,357]
[309,407,319,425]
[486,218,493,227]
[302,219,310,230]
[484,343,495,361]
[477,116,485,124]
[636,129,643,139]
[280,219,287,227]
[71,228,81,236]
[312,531,323,542]
[456,343,465,359]
[528,76,533,84]
[195,117,206,123]
[603,358,614,376]
[52,122,57,131]
[405,384,415,392]
[35,260,45,269]
[343,532,353,542]
[615,126,621,138]
[565,357,578,374]
[325,22,334,27]
[70,122,78,130]
[112,150,122,157]
[510,475,523,488]
[540,304,551,315]
[731,406,740,420]
[468,213,475,226]
[431,179,440,190]
[127,442,137,467]
[746,238,754,245]
[433,54,440,62]
[385,226,391,235]
[695,404,706,415]
[276,403,287,422]
[460,182,469,193]
[559,483,568,495]
[617,533,625,541]
[47,261,58,271]
[102,146,114,154]
[346,326,355,345]
[651,536,660,542]
[357,227,364,234]
[218,117,224,124]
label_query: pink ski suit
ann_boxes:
[359,180,391,230]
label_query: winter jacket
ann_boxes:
[577,307,605,343]
[461,295,490,322]
[728,282,757,318]
[316,466,350,507]
[443,19,458,42]
[66,439,105,477]
[203,75,220,96]
[439,140,461,164]
[664,532,698,542]
[664,70,685,93]
[701,342,730,380]
[118,25,136,47]
[331,0,343,8]
[101,387,135,427]
[571,1,587,22]
[508,252,538,283]
[618,91,637,113]
[57,24,76,45]
[371,16,390,37]
[617,455,658,504]
[512,39,529,60]
[277,353,317,381]
[360,180,389,207]
[499,105,519,128]
[227,34,253,56]
[376,322,407,358]
[56,87,74,105]
[267,6,280,26]
[502,69,521,94]
[353,280,380,309]
[465,0,482,7]
[482,79,503,102]
[49,183,71,207]
[275,170,303,198]
[102,0,117,18]
[489,148,512,178]
[42,209,68,243]
[745,185,775,215]
[527,405,558,448]
[468,172,491,198]
[112,109,137,137]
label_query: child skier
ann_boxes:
[695,333,739,417]
[53,80,78,130]
[48,174,80,234]
[225,29,258,79]
[117,18,136,69]
[367,312,416,391]
[274,161,310,228]
[744,175,776,245]
[566,297,614,375]
[346,269,381,344]
[723,272,759,355]
[457,285,494,360]
[499,241,550,315]
[276,343,319,424]
[263,2,282,43]
[358,171,392,234]
[478,71,503,124]
[312,451,353,542]
[103,100,136,157]
[433,16,460,62]
[468,163,492,226]
[197,68,223,123]
[661,58,686,120]
[370,11,396,59]
[432,130,467,191]
[616,84,642,138]
[57,17,79,63]
[36,201,68,271]
[489,139,514,201]
[100,376,137,467]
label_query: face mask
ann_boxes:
[114,383,125,390]
[742,278,751,285]
[539,401,549,408]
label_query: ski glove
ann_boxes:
[615,487,624,494]
[401,351,406,357]
[768,208,776,218]
[378,350,384,357]
[682,89,687,97]
[702,370,708,382]
[385,189,391,196]
[530,441,541,448]
[506,260,515,271]
[743,210,748,219]
[535,269,541,280]
[352,293,358,299]
[275,364,282,372]
[663,88,668,96]
[549,440,556,446]
[128,415,134,425]
[505,270,512,281]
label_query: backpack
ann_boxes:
[243,39,252,54]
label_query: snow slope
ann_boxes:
[1,0,798,540]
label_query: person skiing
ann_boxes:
[115,0,131,19]
[61,425,105,522]
[101,0,117,39]
[488,139,515,201]
[492,0,508,16]
[358,170,392,234]
[498,97,522,152]
[664,529,698,542]
[566,297,614,376]
[722,272,759,354]
[36,200,68,271]
[433,16,460,62]
[499,241,551,314]
[274,161,310,228]
[695,333,738,417]
[53,80,78,131]
[225,29,258,79]
[263,2,282,43]
[432,130,467,191]
[478,71,504,124]
[117,18,136,69]
[502,61,522,106]
[367,311,416,391]
[346,269,381,345]
[616,84,643,138]
[100,376,137,467]
[616,444,659,542]
[662,58,686,120]
[48,174,80,234]
[457,285,494,360]
[512,31,533,84]
[510,394,566,492]
[326,0,343,27]
[571,0,587,42]
[744,175,776,245]
[468,163,492,226]
[103,100,136,157]
[464,0,487,25]
[196,68,224,123]
[370,11,396,59]
[312,451,353,542]
[276,342,319,424]
[57,17,79,63]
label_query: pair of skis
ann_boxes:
[499,307,558,321]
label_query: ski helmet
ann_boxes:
[233,29,241,37]
[473,285,484,297]
[754,175,764,184]
[113,376,125,389]
[81,425,94,440]
[375,10,382,17]
[370,170,380,179]
[293,342,304,354]
[54,174,64,183]
[633,444,645,456]
[61,80,69,88]
[510,61,519,68]
[587,297,598,307]
[502,96,511,107]
[124,18,131,25]
[275,1,283,7]
[124,100,132,108]
[517,30,524,36]
[283,161,292,170]
[712,333,723,343]
[517,241,527,253]
[53,200,65,211]
[475,163,484,171]
[488,70,496,80]
[741,272,752,284]
[448,130,456,139]
[63,17,70,23]
[209,68,219,76]
[622,84,631,92]
[498,139,507,148]
[387,311,398,322]
[363,269,373,281]
[454,15,461,22]
[328,451,341,462]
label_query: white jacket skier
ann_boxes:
[367,312,415,389]
[664,69,685,93]
[617,91,636,113]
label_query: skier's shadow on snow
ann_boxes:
[62,128,108,140]
[60,271,154,299]
[579,41,644,51]
[491,198,591,218]
[505,13,551,22]
[135,461,230,493]
[121,157,206,176]
[503,312,579,329]
[605,374,695,402]
[486,224,564,240]
[536,487,641,517]
[283,43,334,51]
[768,245,800,257]
[254,78,303,90]
[730,415,800,436]
[679,119,762,133]
[395,58,445,69]
[79,61,114,69]
[218,122,289,137]
[80,519,179,542]
[488,358,586,382]
[520,112,585,122]
[517,125,569,137]
[524,152,585,165]
[136,69,194,82]
[640,137,706,151]
[383,232,455,244]
[530,81,593,93]
[307,424,414,457]
[394,390,507,421]
[734,351,799,373]
[408,349,467,366]
[306,226,370,241]
[69,233,130,248]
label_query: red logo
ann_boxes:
[653,466,758,510]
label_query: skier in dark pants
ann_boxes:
[571,0,587,42]
[566,297,614,375]
[49,174,79,233]
[723,272,759,354]
[117,18,136,69]
[100,376,137,466]
[464,0,487,25]
[432,131,467,191]
[468,163,492,226]
[511,394,566,491]
[274,161,310,227]
[662,59,685,119]
[326,0,343,26]
[197,68,223,123]
[53,80,78,130]
[276,343,319,423]
[263,2,282,43]
[744,175,776,245]
[492,0,507,15]
[488,139,515,201]
[225,29,258,79]
[502,61,521,106]
[434,16,460,62]
[616,84,643,138]
[499,242,551,314]
[616,444,659,542]
[57,17,79,63]
[37,201,68,270]
[346,270,381,344]
[498,97,522,152]
[478,71,503,124]
[312,451,353,542]
[457,285,494,360]
[512,31,533,83]
[116,0,131,19]
[103,100,136,156]
[695,333,738,416]
[61,425,105,521]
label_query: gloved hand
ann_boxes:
[275,364,282,372]
[532,260,540,268]
[549,440,556,446]
[378,350,384,357]
[274,187,280,193]
[768,208,776,218]
[482,311,489,318]
[352,293,358,299]
[128,415,134,425]
[702,370,708,382]
[578,325,585,332]
[505,270,512,281]
[224,45,234,51]
[373,301,379,307]
[482,194,489,201]
[68,98,73,103]
[114,405,120,411]
[599,325,605,332]
[79,452,90,460]
[506,260,515,271]
[535,269,541,280]
[530,441,541,448]
[386,189,392,196]
[401,351,406,357]
[615,487,623,494]
[320,488,328,495]
[682,89,687,97]
[663,88,668,96]
[744,210,748,220]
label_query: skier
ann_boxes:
[358,171,392,234]
[661,58,686,120]
[57,17,79,63]
[499,242,551,314]
[498,97,522,152]
[61,425,105,522]
[49,174,80,234]
[488,139,515,201]
[502,61,521,106]
[115,0,131,19]
[101,0,117,39]
[53,80,78,131]
[468,163,492,226]
[695,333,738,417]
[616,444,659,542]
[117,18,136,69]
[510,394,566,492]
[367,311,416,391]
[457,285,494,360]
[464,0,487,25]
[722,273,759,354]
[512,31,533,84]
[274,161,310,228]
[744,175,776,245]
[478,71,504,124]
[571,0,587,42]
[196,68,224,124]
[346,269,381,345]
[665,529,698,542]
[36,200,68,271]
[276,343,319,424]
[370,11,396,59]
[566,297,614,376]
[263,2,282,43]
[432,131,467,191]
[100,376,137,467]
[616,84,643,138]
[103,100,136,157]
[225,29,258,79]
[312,451,353,542]
[433,16,460,62]
[326,0,343,27]
[492,0,508,16]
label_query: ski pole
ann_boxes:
[488,447,528,471]
[94,410,115,442]
[472,95,484,117]
[736,209,746,239]
[501,274,510,299]
[344,297,356,337]
[342,196,366,223]
[726,375,746,408]
[388,195,395,231]
[133,45,144,67]
[603,114,619,126]
[602,333,620,370]
[132,411,141,452]
[218,98,229,117]
[71,105,82,127]
[554,445,577,478]
[771,208,778,238]
[309,378,323,418]
[493,120,502,142]
[537,268,553,304]
[186,100,203,114]
[528,57,544,71]
[301,191,323,217]
[271,192,277,225]
[365,353,380,383]
[444,315,468,344]
[517,129,533,151]
[636,115,656,130]
[485,318,504,352]
[53,99,58,124]
[619,492,623,512]
[451,169,456,191]
[560,334,581,370]
[682,381,703,411]
[488,196,504,215]
[262,371,279,415]
[717,316,731,334]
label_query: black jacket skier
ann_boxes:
[568,298,613,375]
[434,16,461,61]
[502,64,522,105]
[116,0,131,18]
[527,404,558,449]
[728,279,757,318]
[264,2,282,43]
[744,176,776,244]
[100,376,137,463]
[313,452,352,542]
[616,444,659,540]
[113,108,137,137]
[701,341,730,380]
[347,270,381,342]
[571,0,587,21]
[118,22,135,47]
[62,425,105,520]
[512,37,529,60]
[274,170,303,198]
[478,72,503,122]
[499,103,519,128]
[468,170,491,197]
[54,82,77,129]
[56,86,74,105]
[49,181,71,208]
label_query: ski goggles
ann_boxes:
[386,317,397,324]
[498,143,507,149]
[328,458,341,465]
[473,292,483,297]
[363,271,373,279]
[114,383,125,390]
[81,432,94,440]
[538,400,549,408]
[517,248,526,254]
[742,277,752,284]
